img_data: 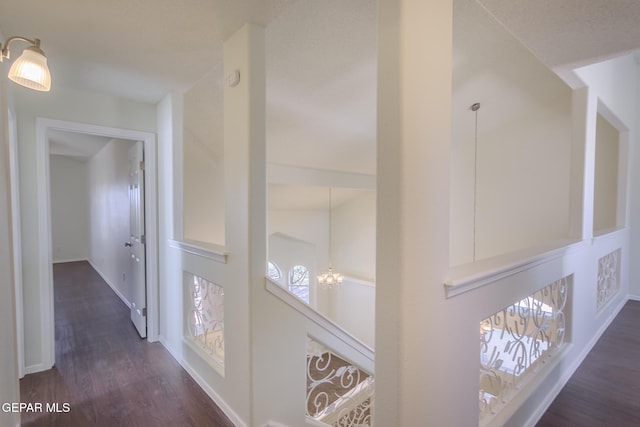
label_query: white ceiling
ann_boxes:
[179,0,378,179]
[265,0,377,176]
[0,0,295,103]
[2,0,638,118]
[3,0,640,208]
[48,129,112,161]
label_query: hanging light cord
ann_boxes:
[471,103,480,262]
[328,187,333,268]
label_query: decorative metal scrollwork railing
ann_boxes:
[597,249,620,310]
[186,273,225,370]
[306,338,374,427]
[479,276,569,421]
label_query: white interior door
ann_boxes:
[128,141,147,338]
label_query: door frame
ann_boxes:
[8,108,25,378]
[35,117,159,369]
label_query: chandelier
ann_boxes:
[317,187,343,289]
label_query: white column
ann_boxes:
[225,23,310,427]
[376,0,478,425]
[223,23,267,425]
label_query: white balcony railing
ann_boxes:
[184,272,225,375]
[479,276,569,422]
[597,249,621,310]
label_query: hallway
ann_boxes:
[19,261,234,427]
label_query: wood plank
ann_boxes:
[20,261,234,427]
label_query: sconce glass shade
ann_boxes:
[8,46,51,91]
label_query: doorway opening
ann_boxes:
[34,118,159,370]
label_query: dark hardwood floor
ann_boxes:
[20,261,234,427]
[537,300,640,427]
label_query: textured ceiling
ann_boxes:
[477,0,640,71]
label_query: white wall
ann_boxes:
[269,192,377,347]
[182,73,225,245]
[183,136,225,244]
[269,210,328,265]
[451,96,573,264]
[269,232,317,297]
[593,113,620,232]
[50,155,89,263]
[269,193,376,282]
[267,228,376,349]
[499,57,638,427]
[330,277,375,347]
[0,67,21,427]
[332,190,376,280]
[15,86,155,371]
[573,56,640,298]
[87,138,136,304]
[475,96,572,259]
[330,191,376,347]
[450,0,573,265]
[269,210,330,313]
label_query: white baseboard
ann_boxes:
[180,358,246,427]
[628,294,640,301]
[158,337,247,427]
[87,260,131,308]
[53,258,88,264]
[24,361,52,375]
[263,422,291,427]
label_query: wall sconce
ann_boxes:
[1,36,51,91]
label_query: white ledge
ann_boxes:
[444,238,585,298]
[342,275,376,288]
[168,239,228,264]
[592,226,627,243]
[265,278,375,364]
[268,163,376,190]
